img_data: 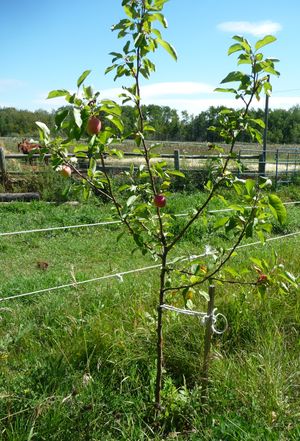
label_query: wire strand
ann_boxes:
[1,201,299,238]
[1,230,300,304]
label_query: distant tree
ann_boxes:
[0,107,54,137]
[1,104,300,144]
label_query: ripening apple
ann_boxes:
[257,273,268,284]
[87,116,102,135]
[153,194,166,208]
[59,165,72,178]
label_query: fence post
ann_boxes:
[174,149,180,171]
[258,153,265,176]
[275,149,279,189]
[0,147,7,183]
[201,284,215,404]
[237,149,241,178]
[286,153,290,178]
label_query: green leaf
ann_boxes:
[150,12,168,28]
[237,54,251,65]
[256,230,266,244]
[258,176,272,188]
[47,89,69,99]
[263,65,280,77]
[228,43,244,55]
[88,157,97,173]
[248,126,263,144]
[245,179,255,196]
[263,81,272,96]
[54,108,69,128]
[152,28,162,39]
[105,65,117,75]
[198,290,209,301]
[123,5,134,18]
[214,216,230,229]
[77,70,91,88]
[214,87,237,94]
[255,35,276,51]
[228,204,244,213]
[232,35,245,43]
[105,114,124,132]
[83,85,93,99]
[35,121,50,136]
[156,38,177,60]
[73,145,88,153]
[101,100,122,116]
[127,195,138,207]
[220,71,245,84]
[143,123,156,132]
[268,194,287,225]
[167,170,185,178]
[36,120,50,144]
[250,256,263,268]
[232,36,251,53]
[282,271,297,283]
[73,108,82,128]
[249,118,265,129]
[224,266,239,278]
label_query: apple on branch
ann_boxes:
[57,165,72,178]
[87,116,102,135]
[153,194,166,208]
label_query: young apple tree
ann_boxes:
[36,0,287,408]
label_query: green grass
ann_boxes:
[0,192,300,440]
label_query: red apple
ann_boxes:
[87,116,102,135]
[153,194,166,208]
[59,165,72,178]
[257,274,268,284]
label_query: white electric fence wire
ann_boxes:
[0,221,121,237]
[1,201,299,238]
[1,230,300,304]
[160,304,228,334]
[0,263,162,303]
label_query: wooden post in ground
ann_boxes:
[258,153,266,176]
[174,149,180,171]
[237,150,241,178]
[0,147,7,182]
[201,285,215,404]
[275,149,279,189]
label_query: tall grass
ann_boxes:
[0,193,299,439]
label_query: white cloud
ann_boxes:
[100,82,214,101]
[269,96,300,108]
[142,82,214,97]
[31,82,300,115]
[32,93,67,110]
[217,20,282,36]
[146,96,300,114]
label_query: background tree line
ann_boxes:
[1,104,300,144]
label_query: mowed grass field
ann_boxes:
[0,190,300,440]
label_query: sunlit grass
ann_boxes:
[0,192,299,440]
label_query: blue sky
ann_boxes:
[1,0,300,115]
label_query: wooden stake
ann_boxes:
[201,285,215,404]
[0,148,7,183]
